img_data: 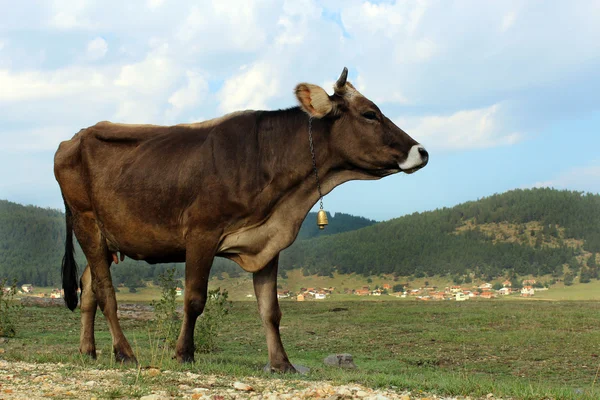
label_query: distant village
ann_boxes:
[274,279,547,301]
[8,279,549,302]
[6,284,64,298]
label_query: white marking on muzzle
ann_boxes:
[398,145,427,171]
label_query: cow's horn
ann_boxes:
[335,67,348,89]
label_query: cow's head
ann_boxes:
[295,67,428,176]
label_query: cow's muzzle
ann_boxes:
[399,145,428,174]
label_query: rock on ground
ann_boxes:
[324,353,357,369]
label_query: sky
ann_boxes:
[0,0,599,221]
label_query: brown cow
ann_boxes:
[54,68,428,371]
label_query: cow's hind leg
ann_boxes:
[253,255,296,373]
[73,212,136,364]
[79,264,97,358]
[175,236,217,363]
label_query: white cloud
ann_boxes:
[339,1,438,104]
[0,42,183,124]
[357,71,408,104]
[533,165,600,193]
[114,44,179,95]
[501,12,517,32]
[275,0,324,48]
[48,0,93,30]
[147,0,165,9]
[218,62,280,113]
[113,99,164,124]
[167,71,209,117]
[348,1,404,37]
[86,37,108,60]
[396,104,522,151]
[409,38,437,62]
[111,46,184,123]
[0,67,109,103]
[406,0,428,35]
[176,1,275,54]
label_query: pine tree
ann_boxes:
[579,267,591,284]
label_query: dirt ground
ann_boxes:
[0,359,493,400]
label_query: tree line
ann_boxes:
[279,188,600,281]
[0,199,372,287]
[2,189,599,287]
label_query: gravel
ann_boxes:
[0,360,502,400]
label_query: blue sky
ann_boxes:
[0,0,599,221]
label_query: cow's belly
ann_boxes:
[94,204,186,262]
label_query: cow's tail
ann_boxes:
[62,197,79,311]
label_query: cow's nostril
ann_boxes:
[418,147,429,163]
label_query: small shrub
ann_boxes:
[0,278,22,338]
[564,272,574,286]
[194,288,232,354]
[151,268,180,349]
[392,284,404,293]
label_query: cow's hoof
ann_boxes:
[79,349,97,360]
[114,349,138,365]
[176,353,195,363]
[264,362,309,374]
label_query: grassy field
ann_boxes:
[531,280,600,301]
[2,299,600,399]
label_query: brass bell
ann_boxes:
[317,209,328,230]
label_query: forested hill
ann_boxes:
[0,200,66,286]
[280,188,600,280]
[297,211,376,240]
[3,189,600,286]
[0,200,373,286]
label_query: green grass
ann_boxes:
[531,280,600,301]
[2,300,600,399]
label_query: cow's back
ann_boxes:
[54,121,214,258]
[55,122,184,206]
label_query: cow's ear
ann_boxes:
[295,83,333,118]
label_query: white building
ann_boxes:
[455,292,468,301]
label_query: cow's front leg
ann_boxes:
[253,255,296,373]
[175,237,216,363]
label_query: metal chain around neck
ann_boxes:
[308,117,324,210]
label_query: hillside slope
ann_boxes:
[280,188,600,280]
[0,200,67,286]
[2,189,599,286]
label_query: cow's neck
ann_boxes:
[256,108,372,219]
[257,109,332,195]
[217,108,377,271]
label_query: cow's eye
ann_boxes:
[362,111,377,120]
